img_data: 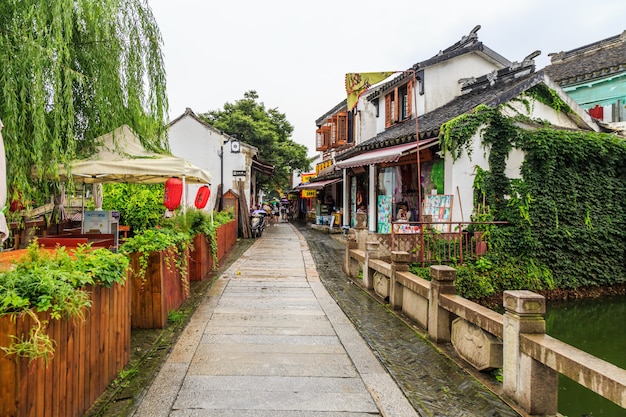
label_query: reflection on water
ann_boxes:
[546,295,626,416]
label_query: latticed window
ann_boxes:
[320,112,349,149]
[316,125,330,151]
[385,80,413,127]
[331,112,348,147]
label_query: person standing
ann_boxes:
[272,203,280,226]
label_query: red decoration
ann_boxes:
[194,185,210,209]
[9,191,24,212]
[164,177,183,210]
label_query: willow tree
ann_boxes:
[0,0,168,203]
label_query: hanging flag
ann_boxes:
[345,72,395,110]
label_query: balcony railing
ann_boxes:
[390,221,507,266]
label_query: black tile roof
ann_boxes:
[315,26,511,126]
[544,31,626,87]
[336,60,592,162]
[315,100,347,127]
[366,26,511,100]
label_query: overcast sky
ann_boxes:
[147,0,626,154]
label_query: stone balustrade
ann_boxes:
[344,241,626,414]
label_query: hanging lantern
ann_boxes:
[164,177,183,210]
[194,185,211,209]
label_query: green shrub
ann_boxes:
[0,241,129,362]
[119,227,192,289]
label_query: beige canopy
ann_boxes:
[56,125,212,184]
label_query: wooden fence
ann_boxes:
[129,248,189,329]
[189,220,238,282]
[0,281,131,417]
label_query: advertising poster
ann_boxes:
[377,195,392,234]
[423,194,453,232]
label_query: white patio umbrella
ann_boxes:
[0,119,8,242]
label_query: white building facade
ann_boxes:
[167,108,259,212]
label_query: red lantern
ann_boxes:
[194,185,210,209]
[164,177,183,210]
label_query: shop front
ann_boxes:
[295,177,342,225]
[337,139,441,237]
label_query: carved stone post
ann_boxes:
[427,265,456,343]
[502,290,557,415]
[343,232,358,277]
[390,251,409,310]
[354,212,368,251]
[362,241,379,290]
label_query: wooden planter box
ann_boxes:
[0,282,131,417]
[189,234,214,282]
[129,248,190,329]
[188,220,238,282]
[216,220,238,260]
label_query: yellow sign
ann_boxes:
[301,172,316,183]
[316,160,333,174]
[301,190,317,198]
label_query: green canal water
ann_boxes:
[545,295,626,416]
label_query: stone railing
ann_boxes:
[344,236,626,414]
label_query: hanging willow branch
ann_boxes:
[0,0,169,203]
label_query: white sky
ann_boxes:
[147,0,626,154]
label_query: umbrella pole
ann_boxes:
[182,176,187,214]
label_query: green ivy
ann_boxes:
[119,227,192,292]
[439,104,494,161]
[436,91,626,296]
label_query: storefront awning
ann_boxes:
[335,139,437,169]
[295,177,342,190]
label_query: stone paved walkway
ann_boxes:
[132,222,418,416]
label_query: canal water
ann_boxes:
[546,295,626,417]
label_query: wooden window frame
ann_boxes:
[316,125,330,151]
[385,80,413,128]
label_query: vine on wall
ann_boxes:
[438,86,626,292]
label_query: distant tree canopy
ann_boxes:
[0,0,169,204]
[200,91,311,196]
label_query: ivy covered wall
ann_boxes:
[442,89,626,290]
[512,128,626,288]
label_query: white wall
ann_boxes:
[168,113,256,211]
[423,54,505,113]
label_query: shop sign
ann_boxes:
[301,189,317,198]
[232,170,246,176]
[316,160,333,174]
[301,172,316,183]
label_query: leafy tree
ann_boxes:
[199,91,311,196]
[100,183,165,232]
[0,0,168,204]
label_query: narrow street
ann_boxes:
[86,221,520,416]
